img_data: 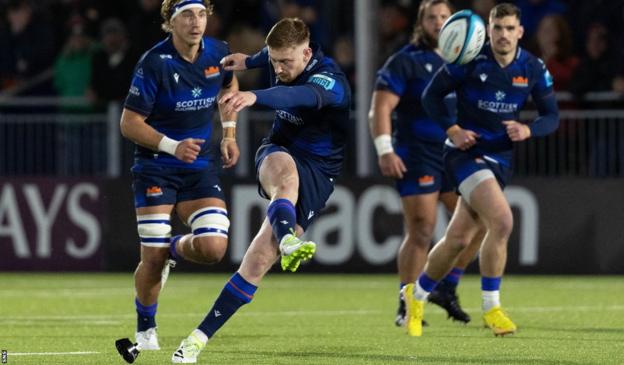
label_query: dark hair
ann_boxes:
[411,0,453,49]
[489,3,521,21]
[266,18,310,49]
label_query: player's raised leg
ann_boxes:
[259,151,316,272]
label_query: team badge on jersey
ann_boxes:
[146,186,163,197]
[512,76,528,88]
[204,66,221,79]
[418,175,435,187]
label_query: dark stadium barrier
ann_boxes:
[1,177,623,274]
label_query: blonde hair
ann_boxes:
[266,18,310,49]
[160,0,214,33]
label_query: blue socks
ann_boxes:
[481,276,502,291]
[267,199,297,243]
[441,267,464,289]
[198,272,257,338]
[135,298,157,332]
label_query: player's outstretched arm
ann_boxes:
[422,68,460,131]
[218,91,258,114]
[220,53,249,71]
[120,108,204,163]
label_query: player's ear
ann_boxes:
[303,46,312,61]
[517,25,524,40]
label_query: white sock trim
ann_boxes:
[414,281,431,302]
[482,290,500,312]
[192,329,208,345]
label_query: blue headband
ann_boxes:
[171,0,206,20]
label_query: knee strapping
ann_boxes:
[137,214,172,247]
[188,207,230,238]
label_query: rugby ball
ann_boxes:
[438,10,485,64]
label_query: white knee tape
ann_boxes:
[188,207,230,238]
[137,214,172,247]
[458,169,495,205]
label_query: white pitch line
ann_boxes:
[9,351,99,356]
[2,305,623,322]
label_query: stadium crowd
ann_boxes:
[1,0,624,105]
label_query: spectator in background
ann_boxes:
[332,34,355,102]
[88,18,137,108]
[569,23,619,99]
[471,0,496,23]
[0,0,56,95]
[532,15,579,91]
[53,22,96,106]
[225,25,267,90]
[129,0,163,53]
[515,0,567,45]
[377,3,410,67]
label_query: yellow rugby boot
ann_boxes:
[483,306,517,336]
[401,283,425,336]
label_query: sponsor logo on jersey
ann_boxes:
[204,66,221,79]
[160,54,173,59]
[129,85,140,96]
[136,68,144,78]
[479,73,488,82]
[308,73,336,90]
[146,186,163,197]
[512,76,528,87]
[191,87,202,98]
[418,175,435,187]
[477,90,518,113]
[174,73,180,83]
[175,96,216,111]
[477,99,519,113]
[425,63,433,73]
[276,109,304,125]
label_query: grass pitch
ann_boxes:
[1,273,623,364]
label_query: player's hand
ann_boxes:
[503,120,531,141]
[447,125,479,150]
[378,152,407,179]
[219,91,257,114]
[220,53,249,71]
[175,138,204,163]
[220,138,240,168]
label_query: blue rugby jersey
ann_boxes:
[124,36,233,172]
[423,43,559,166]
[245,43,352,177]
[374,43,453,144]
